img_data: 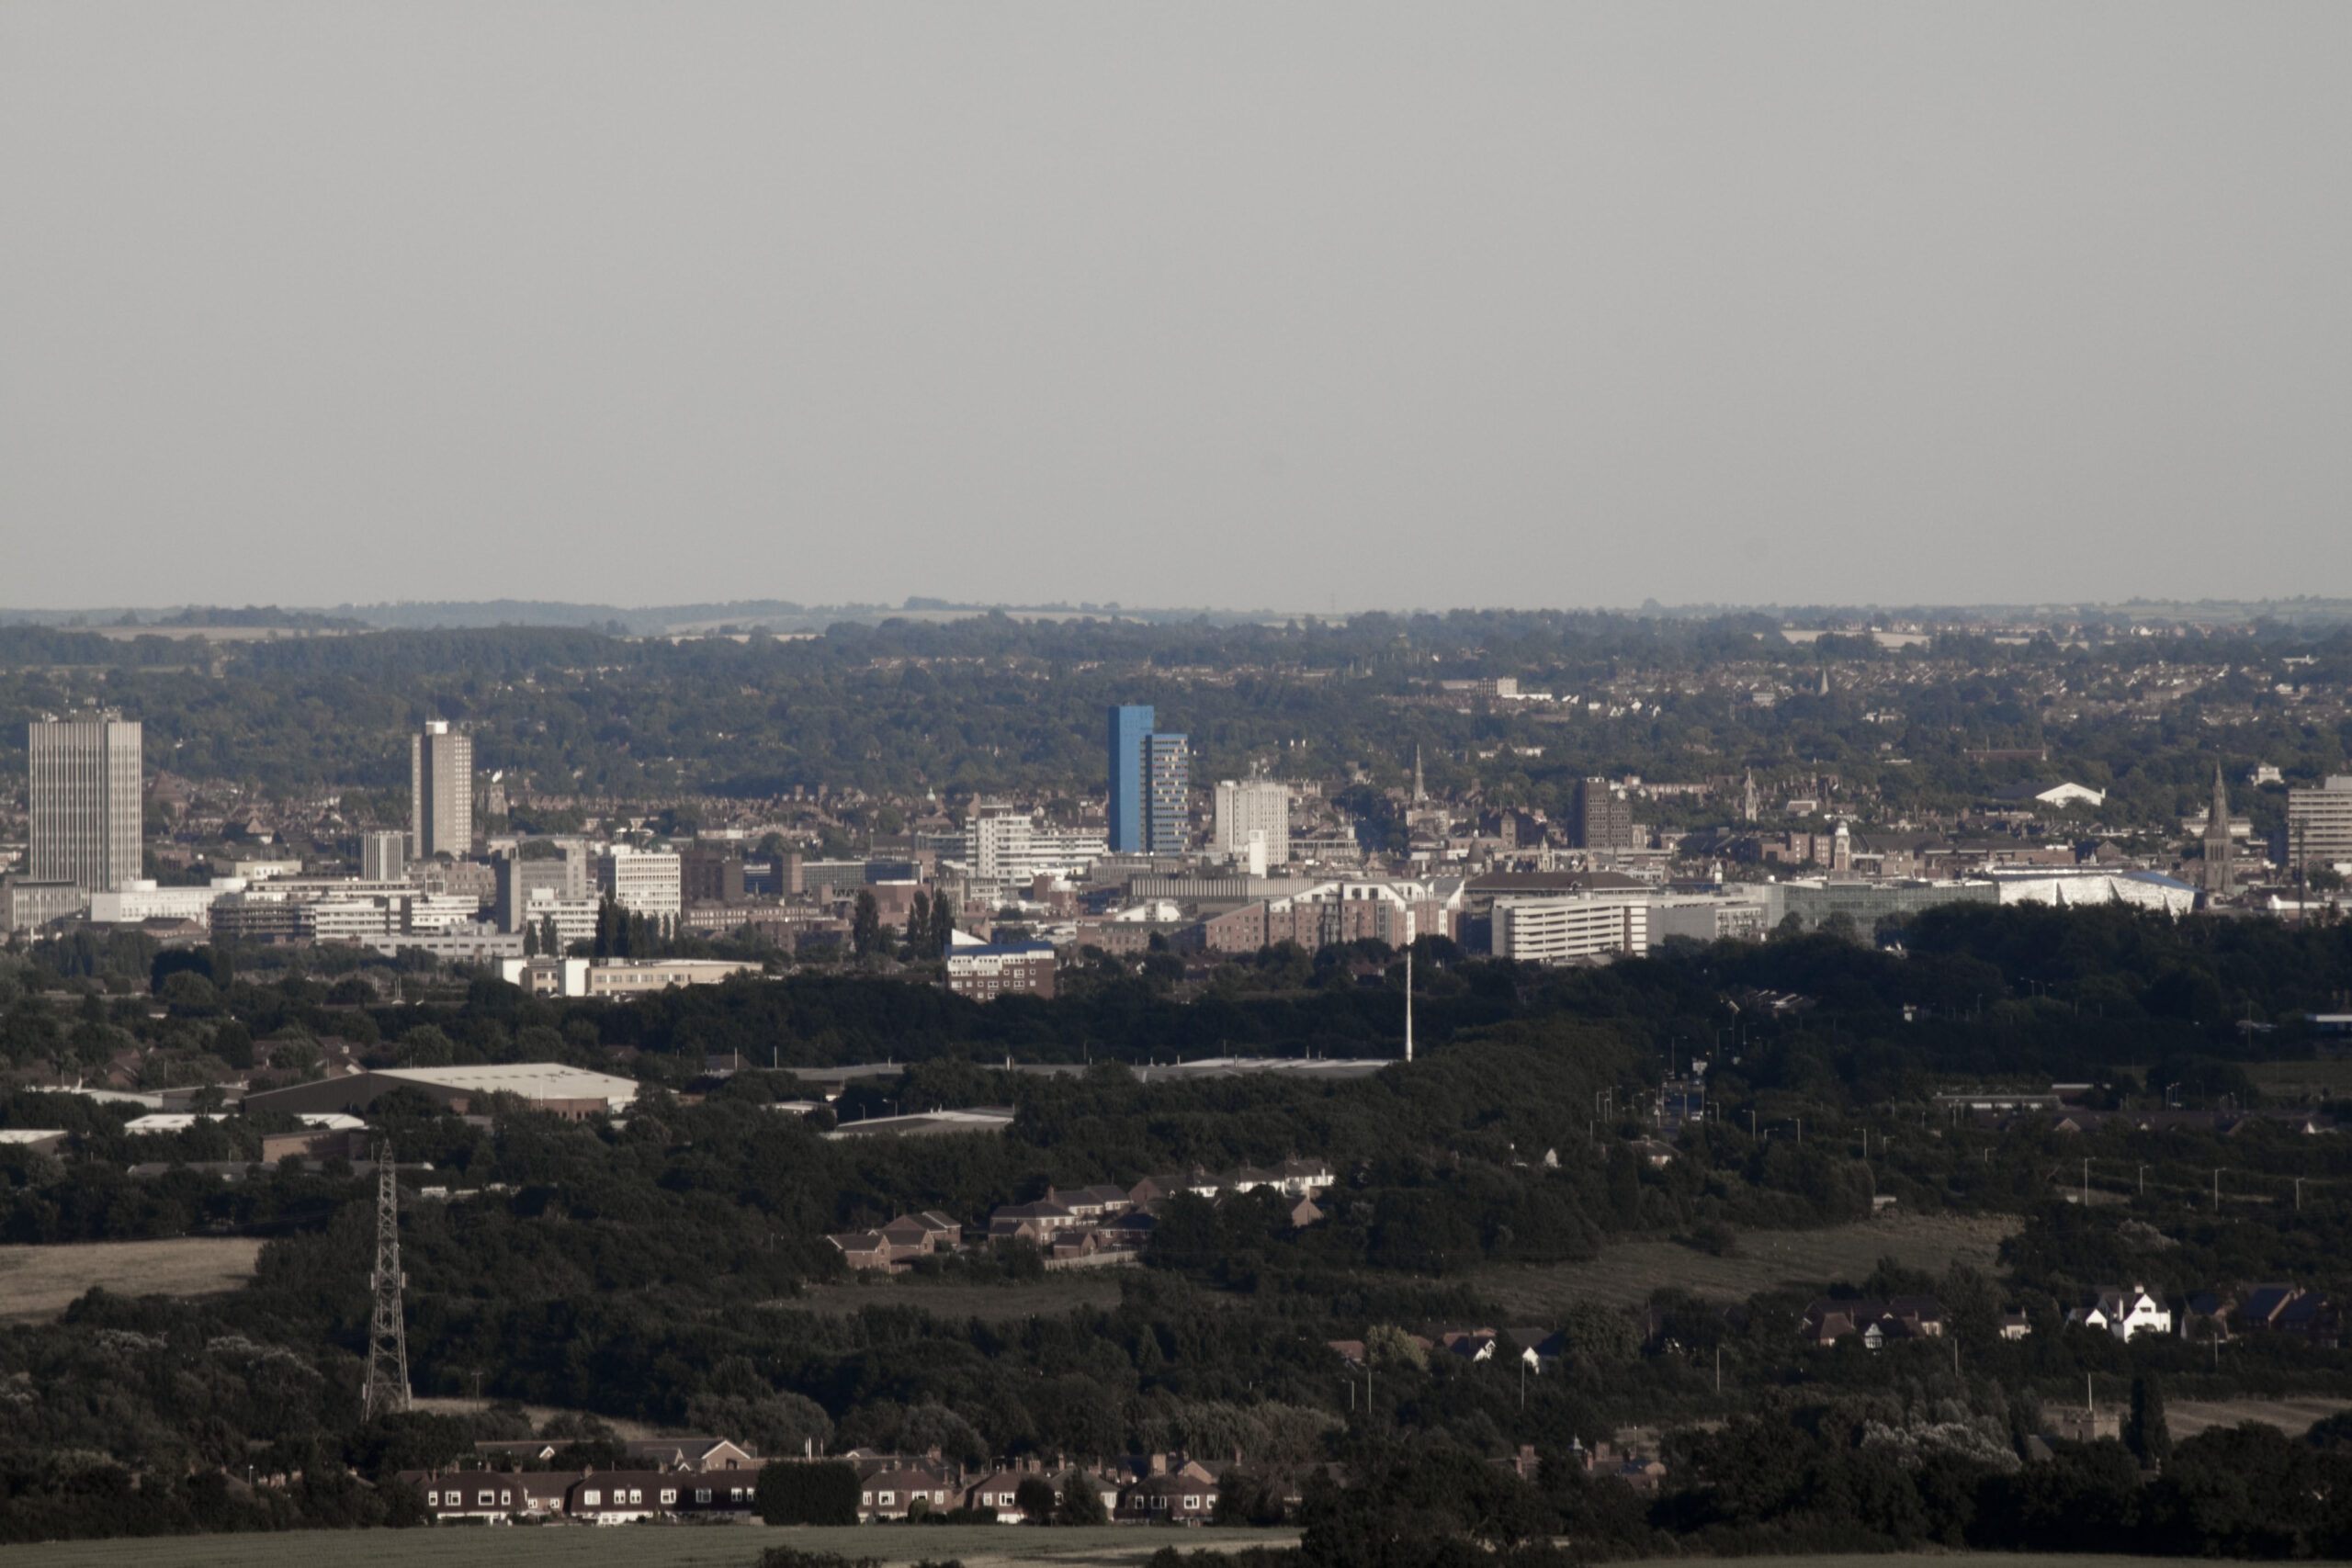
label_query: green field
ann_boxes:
[1476,1211,2018,1316]
[0,1524,1293,1568]
[0,1237,263,1324]
[2248,1059,2352,1100]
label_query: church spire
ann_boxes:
[2203,762,2233,896]
[1413,745,1426,804]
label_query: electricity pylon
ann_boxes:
[361,1142,411,1419]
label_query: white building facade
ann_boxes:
[28,715,142,893]
[1492,893,1649,963]
[596,847,684,920]
[1213,779,1290,870]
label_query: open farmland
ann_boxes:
[2249,1058,2352,1101]
[1475,1212,2018,1317]
[0,1238,264,1323]
[2165,1395,2352,1439]
[0,1524,1297,1568]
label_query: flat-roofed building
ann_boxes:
[518,886,599,950]
[945,941,1057,1000]
[245,1063,640,1119]
[410,722,473,861]
[1571,777,1639,852]
[1213,778,1290,868]
[88,879,240,925]
[596,846,683,920]
[582,957,759,997]
[494,846,590,930]
[1492,894,1647,963]
[678,845,744,905]
[2288,776,2352,873]
[361,831,406,883]
[3,877,87,931]
[28,714,142,893]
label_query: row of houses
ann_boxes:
[402,1469,761,1524]
[407,1451,1236,1527]
[1796,1281,2339,1349]
[853,1451,1221,1524]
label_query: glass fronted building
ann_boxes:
[1107,705,1155,853]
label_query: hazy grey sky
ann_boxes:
[5,4,2347,612]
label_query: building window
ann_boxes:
[628,1489,643,1505]
[426,1491,440,1506]
[878,1492,895,1506]
[660,1489,677,1506]
[501,1491,512,1506]
[478,1491,495,1506]
[1187,1495,1201,1508]
[583,1489,601,1506]
[695,1489,712,1504]
[729,1487,745,1503]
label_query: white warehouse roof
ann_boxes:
[372,1065,641,1106]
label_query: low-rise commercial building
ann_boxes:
[87,879,241,925]
[245,1064,640,1119]
[1491,894,1648,963]
[2,876,86,931]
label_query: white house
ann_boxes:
[2068,1284,2171,1340]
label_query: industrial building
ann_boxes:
[244,1064,640,1120]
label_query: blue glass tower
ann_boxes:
[1107,705,1154,853]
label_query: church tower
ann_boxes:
[2201,763,2233,896]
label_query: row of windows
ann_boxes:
[425,1484,747,1510]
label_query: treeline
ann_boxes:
[6,613,2349,819]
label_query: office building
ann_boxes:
[494,847,590,931]
[518,885,600,951]
[971,802,1033,886]
[88,880,236,925]
[679,846,744,905]
[1214,779,1290,869]
[596,846,683,921]
[1491,895,1648,963]
[28,714,142,893]
[411,722,474,861]
[1,877,85,933]
[1571,777,1638,852]
[1759,878,1998,935]
[361,831,406,883]
[1146,732,1190,854]
[2287,776,2352,874]
[1107,705,1155,853]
